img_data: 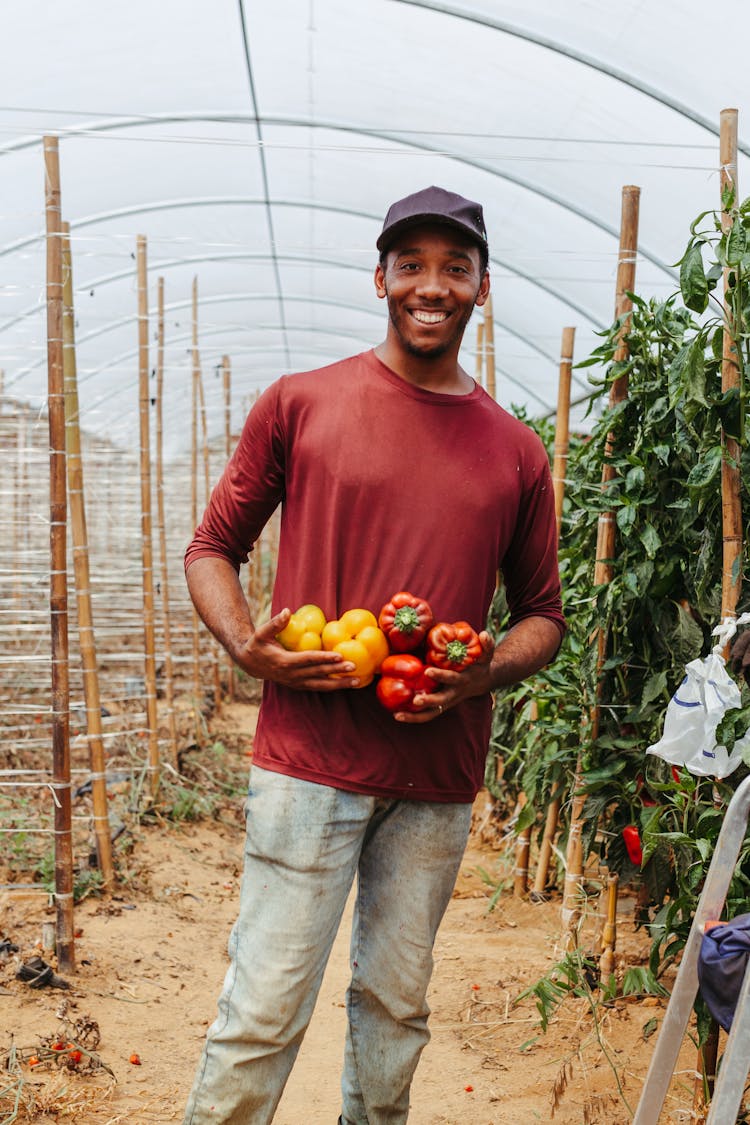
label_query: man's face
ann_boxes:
[374,224,489,360]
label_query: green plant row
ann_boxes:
[489,186,750,982]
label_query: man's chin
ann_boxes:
[403,340,450,359]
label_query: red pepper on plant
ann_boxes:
[426,621,483,671]
[376,654,437,713]
[622,825,643,866]
[378,591,434,653]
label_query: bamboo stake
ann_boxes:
[474,321,484,390]
[483,295,496,400]
[222,355,236,701]
[61,224,114,887]
[598,873,619,977]
[531,327,576,903]
[513,796,532,897]
[562,189,640,948]
[154,276,179,766]
[693,106,740,1121]
[44,136,74,973]
[720,108,742,630]
[190,278,203,728]
[136,236,160,796]
[193,283,222,714]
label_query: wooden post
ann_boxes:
[694,106,740,1121]
[222,355,236,701]
[483,295,496,400]
[136,236,160,796]
[190,278,203,727]
[720,108,742,633]
[192,282,222,713]
[531,327,575,902]
[154,276,179,766]
[562,188,640,947]
[599,872,619,977]
[61,223,115,887]
[44,136,74,972]
[474,321,484,390]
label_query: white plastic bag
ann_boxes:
[646,614,750,779]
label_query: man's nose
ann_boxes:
[415,270,448,298]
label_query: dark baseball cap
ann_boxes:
[377,185,488,256]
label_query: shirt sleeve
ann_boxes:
[184,380,286,573]
[500,441,566,639]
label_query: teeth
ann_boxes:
[412,310,447,324]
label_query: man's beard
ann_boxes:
[384,288,478,359]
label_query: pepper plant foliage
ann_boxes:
[489,188,750,968]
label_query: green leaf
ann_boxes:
[639,522,662,559]
[616,504,636,532]
[686,445,723,493]
[726,220,747,267]
[680,242,709,313]
[641,670,668,708]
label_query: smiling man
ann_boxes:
[182,186,565,1124]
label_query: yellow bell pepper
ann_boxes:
[321,608,389,688]
[276,604,327,651]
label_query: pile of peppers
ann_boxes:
[277,590,483,714]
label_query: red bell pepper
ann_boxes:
[426,621,483,671]
[376,654,436,713]
[622,825,643,866]
[378,591,434,653]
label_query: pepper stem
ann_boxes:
[445,639,468,664]
[393,605,420,634]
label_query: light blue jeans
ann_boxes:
[183,765,472,1125]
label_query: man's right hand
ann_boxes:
[236,608,360,691]
[186,557,359,692]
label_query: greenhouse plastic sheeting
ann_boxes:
[1,0,749,455]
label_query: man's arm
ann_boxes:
[186,556,359,691]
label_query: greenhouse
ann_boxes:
[2,1,750,1122]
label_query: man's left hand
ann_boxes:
[393,631,495,723]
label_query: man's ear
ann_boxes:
[374,263,387,299]
[474,271,490,308]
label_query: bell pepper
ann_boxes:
[376,654,437,713]
[426,621,483,671]
[622,824,643,866]
[276,604,327,651]
[322,608,389,688]
[378,591,434,653]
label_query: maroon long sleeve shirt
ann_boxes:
[186,350,565,802]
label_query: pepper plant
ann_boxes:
[489,187,750,979]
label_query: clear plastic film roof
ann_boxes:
[1,0,749,457]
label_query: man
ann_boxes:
[182,185,565,1124]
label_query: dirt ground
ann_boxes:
[1,703,701,1125]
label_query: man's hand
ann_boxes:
[186,558,358,691]
[236,608,360,691]
[393,615,562,723]
[394,631,495,723]
[731,629,750,684]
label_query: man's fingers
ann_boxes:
[256,608,291,641]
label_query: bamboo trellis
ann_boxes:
[561,186,641,947]
[62,223,114,887]
[155,276,179,766]
[529,325,576,902]
[44,136,75,972]
[693,104,741,1125]
[136,235,160,796]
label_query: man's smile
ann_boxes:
[410,309,449,324]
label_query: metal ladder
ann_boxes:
[635,773,750,1124]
